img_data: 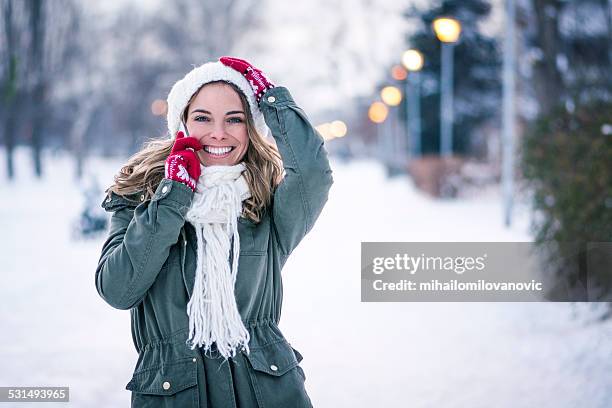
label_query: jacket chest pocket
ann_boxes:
[238,216,269,255]
[126,358,199,408]
[185,219,268,256]
[243,340,312,408]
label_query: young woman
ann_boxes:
[95,56,333,407]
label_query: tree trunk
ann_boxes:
[4,102,17,180]
[70,98,96,180]
[2,0,16,180]
[29,0,45,178]
[532,0,566,115]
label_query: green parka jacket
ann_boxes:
[95,86,333,408]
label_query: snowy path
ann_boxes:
[1,149,611,407]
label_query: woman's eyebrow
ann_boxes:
[190,109,245,115]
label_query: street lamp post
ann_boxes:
[433,17,462,158]
[502,0,516,227]
[368,101,389,161]
[380,86,403,170]
[402,49,424,158]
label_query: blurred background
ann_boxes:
[1,0,611,407]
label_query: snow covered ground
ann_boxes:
[1,147,611,407]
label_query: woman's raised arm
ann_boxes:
[260,86,334,257]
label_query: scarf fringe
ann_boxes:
[184,163,252,360]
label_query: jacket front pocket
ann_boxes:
[243,340,312,408]
[237,214,270,255]
[126,358,199,408]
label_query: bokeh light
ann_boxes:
[433,17,462,43]
[368,101,389,123]
[401,49,424,71]
[380,86,402,106]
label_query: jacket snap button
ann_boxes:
[192,358,197,362]
[270,364,278,371]
[162,186,168,194]
[267,96,276,103]
[140,194,145,201]
[162,381,171,390]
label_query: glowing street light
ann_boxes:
[315,123,332,140]
[380,86,402,106]
[433,17,462,43]
[315,120,348,141]
[368,101,388,123]
[151,99,167,116]
[391,65,407,81]
[433,16,462,157]
[401,49,424,72]
[330,120,347,138]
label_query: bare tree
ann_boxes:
[526,0,611,115]
[0,0,78,179]
[158,0,263,69]
[90,0,265,156]
[1,0,26,180]
[28,0,44,177]
[531,0,565,115]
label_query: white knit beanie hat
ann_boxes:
[166,60,270,140]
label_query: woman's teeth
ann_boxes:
[204,146,234,156]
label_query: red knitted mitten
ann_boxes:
[219,56,275,104]
[164,131,203,192]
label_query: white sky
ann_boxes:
[87,0,506,116]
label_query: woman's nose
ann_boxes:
[209,127,227,141]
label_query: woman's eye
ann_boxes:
[194,116,210,122]
[228,117,244,124]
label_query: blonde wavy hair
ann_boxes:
[106,80,284,223]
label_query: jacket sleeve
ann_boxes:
[259,86,334,257]
[95,178,193,310]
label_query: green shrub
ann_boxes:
[521,99,612,303]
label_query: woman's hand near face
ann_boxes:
[219,56,275,104]
[164,131,203,192]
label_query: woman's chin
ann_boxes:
[197,150,245,166]
[198,155,234,167]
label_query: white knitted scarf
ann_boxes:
[184,162,251,360]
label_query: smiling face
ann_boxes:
[183,82,249,166]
